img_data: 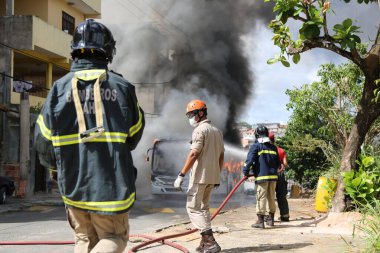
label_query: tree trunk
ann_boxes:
[331,80,380,212]
[331,26,380,212]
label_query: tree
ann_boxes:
[277,134,329,189]
[286,63,363,149]
[265,0,380,211]
[283,63,364,188]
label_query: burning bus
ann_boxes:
[146,139,253,195]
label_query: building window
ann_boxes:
[62,11,75,35]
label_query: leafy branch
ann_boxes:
[265,0,364,68]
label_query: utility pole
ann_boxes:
[19,91,30,197]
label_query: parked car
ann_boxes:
[0,176,15,204]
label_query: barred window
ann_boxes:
[62,11,75,35]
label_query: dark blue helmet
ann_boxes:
[255,125,269,139]
[71,19,116,62]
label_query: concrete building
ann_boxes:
[239,123,287,148]
[0,0,101,195]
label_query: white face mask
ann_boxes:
[189,117,199,128]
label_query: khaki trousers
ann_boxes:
[66,207,129,253]
[186,183,214,232]
[256,181,277,215]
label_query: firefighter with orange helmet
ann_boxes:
[174,99,224,253]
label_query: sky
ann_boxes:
[239,1,380,125]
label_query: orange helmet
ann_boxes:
[186,100,207,118]
[186,99,207,113]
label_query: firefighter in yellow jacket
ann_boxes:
[34,19,144,253]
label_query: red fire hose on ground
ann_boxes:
[0,176,248,253]
[128,176,248,253]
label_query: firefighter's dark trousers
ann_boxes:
[276,172,289,218]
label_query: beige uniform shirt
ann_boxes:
[190,120,224,184]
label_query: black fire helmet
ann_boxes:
[255,125,269,139]
[71,19,116,63]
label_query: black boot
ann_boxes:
[278,214,290,222]
[264,215,269,222]
[195,238,204,253]
[196,230,207,253]
[200,229,221,253]
[266,213,275,227]
[251,214,265,229]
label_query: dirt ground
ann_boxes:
[127,198,366,253]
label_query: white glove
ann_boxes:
[174,175,184,191]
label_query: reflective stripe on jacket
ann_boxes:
[242,141,280,182]
[34,58,144,214]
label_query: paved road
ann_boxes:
[0,192,255,253]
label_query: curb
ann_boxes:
[0,198,64,214]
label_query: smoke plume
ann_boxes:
[101,0,273,197]
[102,0,272,141]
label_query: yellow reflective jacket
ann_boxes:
[34,59,144,214]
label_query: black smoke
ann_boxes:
[106,0,274,143]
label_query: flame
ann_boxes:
[223,159,243,174]
[223,159,243,188]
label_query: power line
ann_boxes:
[2,38,172,87]
[141,0,184,35]
[114,0,146,22]
[0,41,66,68]
[140,0,188,44]
[126,0,150,20]
[0,72,49,91]
[0,41,51,91]
[0,41,12,50]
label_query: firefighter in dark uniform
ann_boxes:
[35,19,144,253]
[269,132,290,222]
[242,126,280,229]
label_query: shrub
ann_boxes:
[342,154,380,205]
[356,198,380,253]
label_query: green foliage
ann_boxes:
[265,0,365,67]
[266,0,380,213]
[281,62,365,188]
[332,19,361,50]
[286,63,363,149]
[356,198,380,252]
[373,79,380,103]
[276,134,329,189]
[321,177,337,208]
[342,151,380,204]
[30,103,43,114]
[346,147,380,252]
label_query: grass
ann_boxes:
[356,198,380,253]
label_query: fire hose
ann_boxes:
[0,176,249,253]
